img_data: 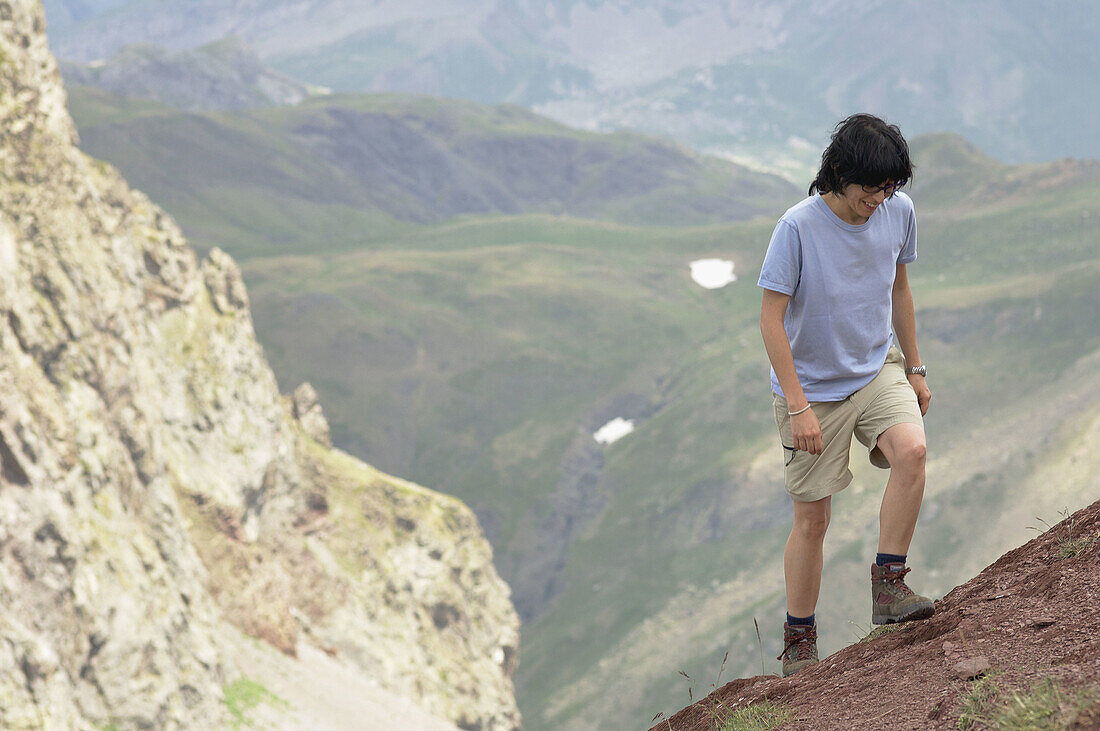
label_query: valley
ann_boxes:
[64,86,1100,729]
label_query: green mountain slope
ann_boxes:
[240,139,1100,729]
[239,147,1100,728]
[67,86,796,260]
[65,81,1100,729]
[241,215,782,616]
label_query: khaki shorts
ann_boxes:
[773,347,924,503]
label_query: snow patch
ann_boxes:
[594,418,635,445]
[690,259,737,289]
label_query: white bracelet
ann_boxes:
[788,404,812,416]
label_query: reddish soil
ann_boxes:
[652,500,1100,730]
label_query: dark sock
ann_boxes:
[876,552,906,567]
[786,613,814,628]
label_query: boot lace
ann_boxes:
[777,625,817,662]
[880,565,914,597]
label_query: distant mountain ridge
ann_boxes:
[60,37,318,112]
[43,0,1100,168]
[66,85,798,258]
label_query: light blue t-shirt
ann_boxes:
[758,192,917,401]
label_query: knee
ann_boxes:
[793,513,830,542]
[904,441,927,467]
[891,440,926,475]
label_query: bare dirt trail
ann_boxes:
[654,499,1100,730]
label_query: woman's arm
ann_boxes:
[760,289,823,454]
[892,262,931,415]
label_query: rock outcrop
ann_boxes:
[0,1,520,728]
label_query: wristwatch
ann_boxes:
[905,364,927,377]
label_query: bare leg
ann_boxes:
[784,496,831,617]
[875,422,927,556]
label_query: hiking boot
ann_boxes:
[871,563,934,625]
[777,622,818,677]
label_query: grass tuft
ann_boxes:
[1027,508,1099,560]
[224,676,290,728]
[958,676,1100,730]
[718,699,795,730]
[674,652,740,729]
[754,617,766,677]
[1055,535,1096,560]
[850,619,906,644]
[992,678,1099,730]
[958,674,1002,729]
[861,623,907,643]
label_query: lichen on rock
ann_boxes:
[292,381,331,446]
[202,245,250,314]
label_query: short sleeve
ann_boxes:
[897,200,917,264]
[758,219,802,295]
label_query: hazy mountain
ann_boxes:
[67,76,1100,727]
[39,0,126,32]
[44,0,1100,170]
[65,85,798,259]
[60,37,317,112]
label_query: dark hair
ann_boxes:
[808,113,913,196]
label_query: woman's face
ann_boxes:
[831,181,897,224]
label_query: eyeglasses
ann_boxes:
[860,181,906,196]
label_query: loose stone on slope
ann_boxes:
[952,656,991,680]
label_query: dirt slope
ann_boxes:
[653,499,1100,730]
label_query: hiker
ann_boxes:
[758,113,934,677]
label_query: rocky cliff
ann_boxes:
[0,1,520,728]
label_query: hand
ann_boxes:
[791,408,823,454]
[908,374,931,415]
